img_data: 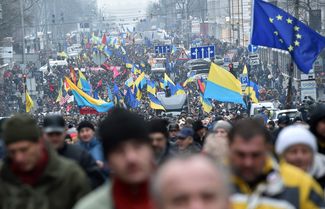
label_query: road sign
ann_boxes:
[155,45,171,54]
[240,74,249,84]
[248,54,260,66]
[190,45,215,59]
[248,44,258,53]
[301,80,317,102]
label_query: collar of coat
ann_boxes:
[0,141,65,186]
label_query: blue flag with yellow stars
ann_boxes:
[251,0,325,74]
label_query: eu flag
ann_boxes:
[251,0,325,74]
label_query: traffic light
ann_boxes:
[52,14,55,24]
[60,12,64,22]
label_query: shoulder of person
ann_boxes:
[73,183,112,209]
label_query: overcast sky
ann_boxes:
[98,0,157,16]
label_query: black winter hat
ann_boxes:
[148,119,169,138]
[192,120,205,132]
[43,115,66,133]
[3,114,40,145]
[310,104,325,137]
[99,108,150,156]
[77,121,95,132]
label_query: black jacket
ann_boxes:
[58,142,105,189]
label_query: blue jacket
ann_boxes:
[77,138,104,162]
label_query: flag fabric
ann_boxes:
[77,71,92,94]
[56,80,63,103]
[242,65,248,75]
[102,35,107,45]
[200,94,213,113]
[125,77,134,87]
[64,80,70,92]
[112,67,120,78]
[125,87,140,109]
[183,77,195,87]
[134,72,145,87]
[197,78,206,93]
[113,83,121,100]
[60,94,71,106]
[66,77,114,113]
[159,79,165,89]
[126,63,133,68]
[175,83,186,95]
[204,63,246,107]
[134,85,142,100]
[96,79,103,89]
[26,90,34,113]
[147,80,156,95]
[70,67,77,84]
[148,93,165,111]
[245,81,260,103]
[164,73,175,87]
[251,0,325,74]
[104,46,113,57]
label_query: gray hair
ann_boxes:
[151,155,230,209]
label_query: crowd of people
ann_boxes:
[0,104,325,208]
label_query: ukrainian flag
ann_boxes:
[148,93,165,111]
[134,72,145,88]
[147,80,156,95]
[200,94,213,113]
[204,63,246,107]
[66,77,114,113]
[77,71,92,94]
[175,83,186,95]
[164,73,175,87]
[125,77,134,87]
[245,81,259,104]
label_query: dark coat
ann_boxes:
[58,142,106,189]
[0,145,91,209]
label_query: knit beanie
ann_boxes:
[275,125,317,155]
[3,114,40,145]
[98,108,150,156]
[213,120,232,133]
[147,119,169,138]
[77,121,95,132]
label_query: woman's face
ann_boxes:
[283,144,313,172]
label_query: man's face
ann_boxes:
[169,130,179,138]
[215,129,228,138]
[44,131,66,149]
[150,133,167,156]
[283,144,313,172]
[108,140,154,184]
[177,137,193,151]
[7,140,42,172]
[229,135,268,183]
[158,159,230,209]
[316,119,325,138]
[78,128,94,142]
[197,128,207,138]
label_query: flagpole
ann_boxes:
[285,0,299,109]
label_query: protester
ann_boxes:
[77,121,104,168]
[276,125,325,188]
[73,108,154,209]
[272,114,290,144]
[151,155,231,209]
[43,114,105,189]
[168,123,180,144]
[228,119,325,209]
[176,127,201,154]
[0,114,91,209]
[310,104,325,155]
[202,134,228,163]
[148,119,176,165]
[212,120,232,138]
[0,118,7,160]
[192,120,208,147]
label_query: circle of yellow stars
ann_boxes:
[269,14,302,53]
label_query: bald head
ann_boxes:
[152,155,230,209]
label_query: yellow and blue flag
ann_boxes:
[147,80,156,95]
[66,77,114,113]
[125,77,134,87]
[175,83,186,95]
[251,0,325,73]
[204,63,245,106]
[134,72,145,87]
[125,87,140,109]
[148,93,165,111]
[200,94,213,113]
[244,81,259,104]
[164,73,175,87]
[77,71,92,94]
